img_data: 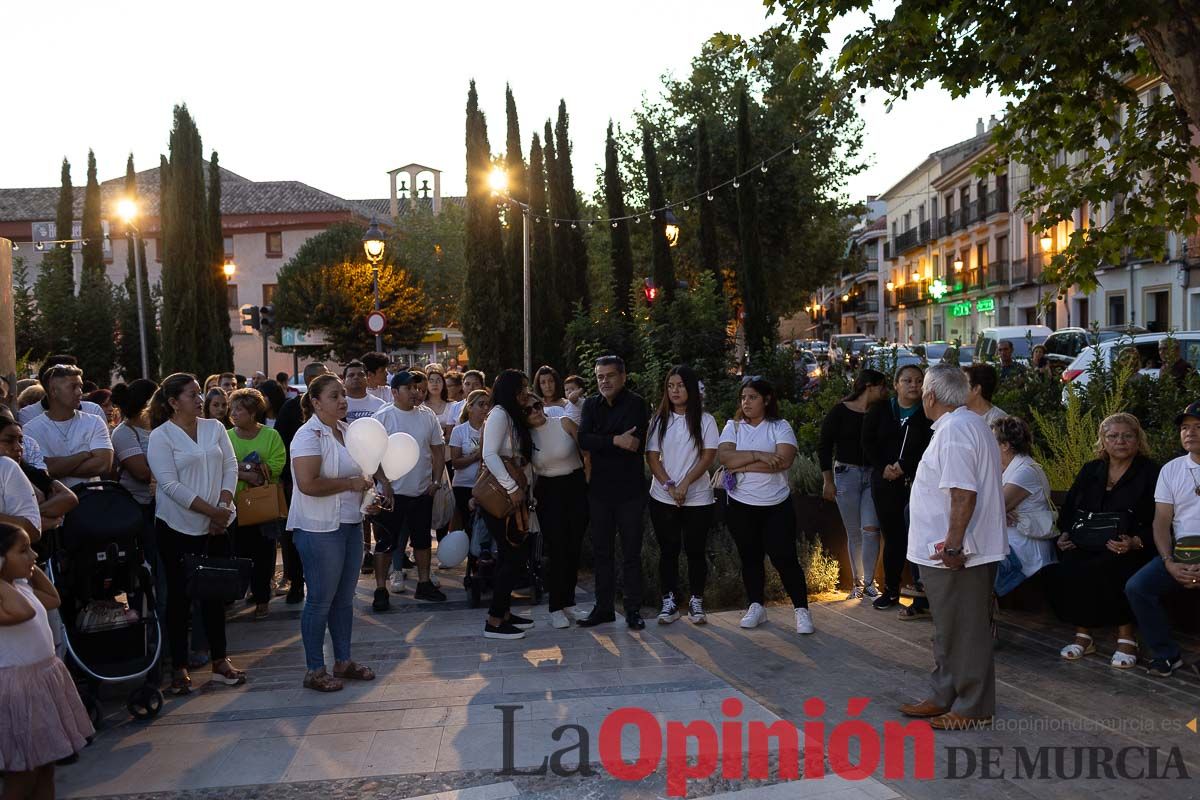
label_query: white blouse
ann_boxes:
[286,415,365,533]
[147,418,238,536]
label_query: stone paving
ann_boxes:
[48,560,1200,800]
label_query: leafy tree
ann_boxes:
[207,153,233,370]
[12,257,41,361]
[721,0,1200,293]
[75,149,116,385]
[116,155,159,380]
[273,222,430,362]
[392,203,467,329]
[554,102,590,310]
[695,118,723,296]
[604,122,635,317]
[462,81,520,377]
[34,159,76,356]
[528,133,564,368]
[736,89,771,354]
[642,128,675,306]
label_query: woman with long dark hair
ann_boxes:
[534,365,569,417]
[646,366,718,625]
[819,368,888,599]
[203,387,230,429]
[478,370,536,640]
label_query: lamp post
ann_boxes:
[116,199,150,379]
[489,167,532,376]
[362,219,386,352]
[663,209,681,248]
[223,260,236,279]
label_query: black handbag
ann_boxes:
[184,536,253,603]
[1068,511,1129,552]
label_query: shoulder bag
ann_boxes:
[184,533,253,603]
[472,419,531,528]
[1068,510,1130,552]
[234,463,286,526]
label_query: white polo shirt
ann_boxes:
[1153,454,1200,541]
[648,412,719,507]
[907,406,1008,568]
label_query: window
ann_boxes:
[1144,288,1170,333]
[976,242,988,270]
[995,235,1008,264]
[227,284,239,308]
[262,283,277,305]
[265,231,283,257]
[931,197,938,221]
[223,236,234,259]
[904,211,911,230]
[918,203,926,224]
[1108,293,1126,326]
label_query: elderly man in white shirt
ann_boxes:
[899,363,1007,730]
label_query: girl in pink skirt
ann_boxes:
[0,522,94,798]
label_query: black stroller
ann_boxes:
[48,481,164,725]
[464,508,544,609]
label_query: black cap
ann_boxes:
[390,370,419,389]
[1174,400,1200,426]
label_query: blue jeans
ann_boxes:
[834,464,880,586]
[1125,557,1184,661]
[294,523,363,672]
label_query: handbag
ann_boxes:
[235,482,286,526]
[1068,511,1128,552]
[471,419,530,526]
[431,467,454,530]
[184,535,253,603]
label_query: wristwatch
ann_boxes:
[942,546,963,557]
[663,479,677,490]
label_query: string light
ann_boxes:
[682,203,690,211]
[706,192,714,201]
[760,163,769,173]
[733,179,740,189]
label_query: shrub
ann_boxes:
[801,536,841,596]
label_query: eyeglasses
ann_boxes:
[521,400,544,415]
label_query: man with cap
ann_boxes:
[1125,401,1200,678]
[372,370,447,610]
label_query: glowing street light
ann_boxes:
[488,166,509,195]
[663,209,681,248]
[886,281,895,292]
[1040,232,1054,252]
[116,196,149,379]
[117,198,137,224]
[223,260,236,279]
[362,219,387,351]
[953,257,964,272]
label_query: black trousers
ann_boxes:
[648,499,712,599]
[235,522,277,604]
[872,476,911,597]
[453,486,475,540]
[726,497,809,608]
[536,470,589,611]
[281,478,304,587]
[589,491,646,614]
[156,521,230,668]
[483,510,531,619]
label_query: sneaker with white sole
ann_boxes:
[550,610,570,629]
[863,583,880,599]
[740,602,767,628]
[562,606,577,622]
[795,607,815,634]
[688,596,707,625]
[848,586,864,600]
[658,593,680,624]
[388,571,406,594]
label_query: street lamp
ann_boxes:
[487,168,533,376]
[1040,232,1054,253]
[222,260,236,279]
[116,198,150,379]
[953,257,964,272]
[362,219,386,351]
[663,209,681,248]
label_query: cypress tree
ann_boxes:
[553,101,589,311]
[695,118,722,296]
[543,120,572,318]
[116,155,159,380]
[33,159,77,355]
[642,128,675,306]
[527,133,561,368]
[502,86,527,321]
[207,152,233,369]
[160,104,219,376]
[12,257,42,360]
[461,81,517,377]
[735,89,771,354]
[75,149,116,385]
[604,121,634,316]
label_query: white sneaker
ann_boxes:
[795,607,815,635]
[549,610,570,629]
[388,572,406,594]
[658,593,680,624]
[562,606,577,622]
[688,596,707,625]
[740,603,767,629]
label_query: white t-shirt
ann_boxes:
[564,399,584,425]
[18,399,106,426]
[531,417,583,477]
[1153,454,1200,541]
[648,412,719,507]
[22,436,46,471]
[977,404,1008,426]
[287,416,365,531]
[718,418,797,506]
[448,421,483,488]
[367,385,392,404]
[907,406,1008,568]
[0,456,40,535]
[23,410,113,489]
[1002,454,1056,576]
[447,400,466,427]
[374,404,443,496]
[111,422,153,505]
[344,392,385,422]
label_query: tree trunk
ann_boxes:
[1138,3,1200,134]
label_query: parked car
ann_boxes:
[1060,331,1200,395]
[957,345,976,366]
[913,341,952,363]
[1041,325,1148,369]
[975,325,1053,363]
[794,349,824,388]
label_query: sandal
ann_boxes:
[1060,633,1095,661]
[211,658,247,686]
[254,603,269,620]
[898,605,930,621]
[303,668,344,693]
[169,671,192,696]
[1110,638,1138,670]
[332,662,375,681]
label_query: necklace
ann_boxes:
[1189,466,1200,497]
[46,413,78,449]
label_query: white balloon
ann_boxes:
[345,417,389,476]
[381,432,420,481]
[437,530,469,568]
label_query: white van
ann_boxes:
[975,325,1054,362]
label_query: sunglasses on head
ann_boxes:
[740,375,764,387]
[521,400,545,415]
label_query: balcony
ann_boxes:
[966,269,984,291]
[896,282,926,305]
[843,297,879,314]
[987,259,1009,287]
[893,227,919,254]
[918,219,931,243]
[985,188,1008,217]
[1011,257,1027,284]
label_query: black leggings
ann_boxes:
[157,521,230,668]
[872,477,910,597]
[536,470,589,612]
[235,523,277,604]
[726,497,808,608]
[483,509,531,619]
[648,499,712,599]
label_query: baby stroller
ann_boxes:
[463,509,544,609]
[48,481,164,725]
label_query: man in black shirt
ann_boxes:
[577,355,649,629]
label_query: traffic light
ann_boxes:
[643,277,659,303]
[240,304,260,331]
[259,304,275,334]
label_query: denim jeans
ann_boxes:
[294,523,363,672]
[834,464,880,586]
[1125,557,1184,661]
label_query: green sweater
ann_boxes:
[227,425,287,494]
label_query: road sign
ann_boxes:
[281,328,330,347]
[366,311,388,335]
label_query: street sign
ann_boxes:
[949,301,972,318]
[281,328,330,347]
[366,311,388,335]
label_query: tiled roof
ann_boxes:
[352,197,468,218]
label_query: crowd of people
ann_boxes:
[2,347,1199,790]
